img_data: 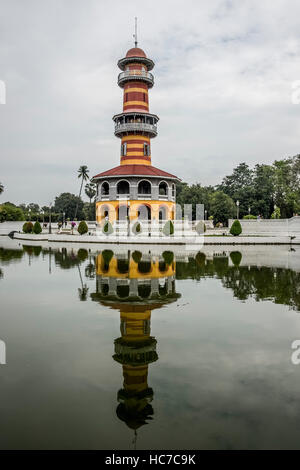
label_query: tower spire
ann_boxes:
[134,17,138,47]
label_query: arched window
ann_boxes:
[101,182,109,196]
[138,180,151,195]
[159,181,168,196]
[117,180,130,195]
[172,184,175,198]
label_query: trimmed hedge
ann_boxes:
[132,221,142,235]
[162,251,174,265]
[230,251,242,266]
[102,250,114,265]
[195,221,206,234]
[77,220,88,235]
[23,221,33,233]
[230,220,242,236]
[132,250,142,263]
[102,221,113,235]
[162,220,174,236]
[195,251,206,267]
[33,221,42,234]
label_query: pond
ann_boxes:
[1,237,300,449]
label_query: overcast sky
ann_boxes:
[0,0,300,206]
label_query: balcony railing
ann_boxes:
[118,70,154,87]
[114,122,157,137]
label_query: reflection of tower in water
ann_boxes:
[91,250,180,445]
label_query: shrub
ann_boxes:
[162,220,174,236]
[230,220,242,236]
[77,220,88,235]
[77,248,88,261]
[33,246,42,256]
[271,207,281,219]
[243,214,257,219]
[132,250,142,263]
[195,252,206,267]
[195,221,206,234]
[33,221,42,234]
[132,221,142,235]
[23,221,33,233]
[102,221,113,235]
[162,251,174,265]
[230,251,242,266]
[102,250,114,265]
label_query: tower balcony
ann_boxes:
[113,112,159,138]
[118,70,154,88]
[115,122,157,137]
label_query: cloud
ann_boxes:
[0,0,300,204]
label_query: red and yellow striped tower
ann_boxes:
[92,31,180,225]
[117,46,155,166]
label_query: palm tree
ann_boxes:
[74,165,89,219]
[0,182,4,195]
[85,183,96,220]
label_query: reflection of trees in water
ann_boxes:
[0,247,24,264]
[54,248,87,269]
[176,253,300,311]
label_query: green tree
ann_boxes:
[84,183,96,220]
[0,204,24,222]
[176,182,214,219]
[209,191,235,225]
[54,193,84,220]
[218,163,254,218]
[75,165,89,219]
[252,164,274,218]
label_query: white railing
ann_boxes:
[115,122,157,135]
[118,70,154,83]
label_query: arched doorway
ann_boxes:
[159,206,167,221]
[138,204,151,221]
[117,205,129,221]
[99,205,110,222]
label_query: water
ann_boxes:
[1,237,300,449]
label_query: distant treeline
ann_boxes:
[176,154,300,223]
[1,154,299,224]
[0,193,95,223]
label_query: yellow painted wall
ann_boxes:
[96,200,175,223]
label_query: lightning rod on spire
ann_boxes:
[134,17,138,47]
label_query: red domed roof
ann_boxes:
[92,164,179,180]
[126,47,147,58]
